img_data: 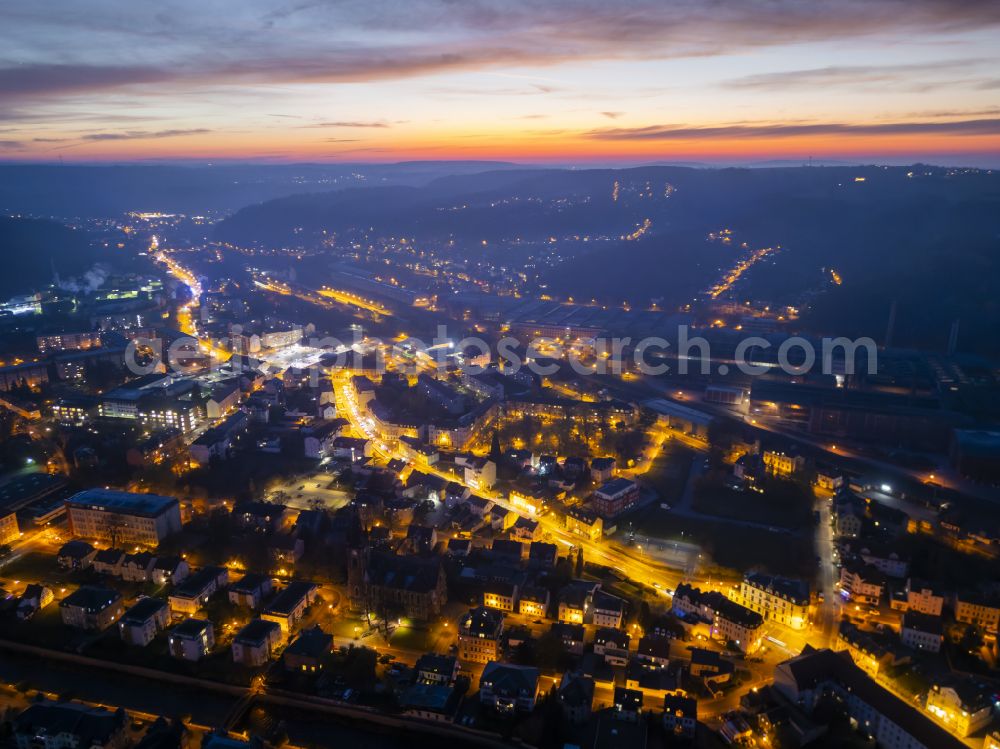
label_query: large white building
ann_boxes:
[66,489,182,547]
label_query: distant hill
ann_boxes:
[215,164,1000,354]
[0,162,522,219]
[0,216,104,299]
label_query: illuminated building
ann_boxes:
[925,678,993,737]
[66,489,182,546]
[458,606,504,664]
[738,573,810,630]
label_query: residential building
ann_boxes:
[457,606,504,664]
[518,586,549,618]
[565,506,603,541]
[591,478,639,518]
[900,612,944,653]
[672,583,765,653]
[415,654,460,686]
[228,573,274,609]
[261,581,318,635]
[593,628,630,666]
[57,540,96,570]
[904,578,946,616]
[65,489,182,546]
[835,621,895,678]
[119,597,170,646]
[283,626,333,673]
[774,647,967,749]
[558,672,595,724]
[1,508,19,545]
[926,678,994,737]
[479,662,540,713]
[168,566,229,617]
[60,586,123,631]
[591,591,626,628]
[13,701,128,749]
[613,687,644,722]
[232,619,283,666]
[551,622,586,655]
[483,581,518,612]
[953,592,1000,633]
[839,561,886,605]
[636,636,672,667]
[168,618,214,661]
[663,694,698,739]
[738,573,810,630]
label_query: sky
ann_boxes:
[2,0,1000,165]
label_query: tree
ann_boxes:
[101,513,129,548]
[574,548,584,578]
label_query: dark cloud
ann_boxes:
[601,111,624,119]
[586,118,1000,140]
[5,1,1000,99]
[82,128,212,141]
[0,63,172,96]
[0,140,24,149]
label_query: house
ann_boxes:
[479,662,540,713]
[483,581,518,612]
[954,592,1000,633]
[550,622,586,654]
[168,566,229,617]
[231,500,289,533]
[591,590,626,628]
[261,580,318,634]
[60,586,123,631]
[925,678,994,737]
[835,621,896,678]
[689,648,735,683]
[399,681,462,723]
[17,584,54,620]
[283,625,333,673]
[152,557,189,586]
[458,606,504,664]
[168,618,214,661]
[330,436,373,461]
[119,597,170,646]
[902,578,946,616]
[839,560,886,605]
[557,582,596,624]
[613,687,644,722]
[565,507,603,541]
[900,612,944,653]
[593,627,630,666]
[228,573,274,609]
[510,516,541,542]
[92,548,126,577]
[120,552,157,582]
[590,457,616,483]
[404,524,437,554]
[636,635,672,667]
[463,457,496,490]
[518,586,550,618]
[558,672,595,724]
[663,694,698,739]
[57,540,96,570]
[415,653,459,686]
[303,419,346,459]
[232,619,283,666]
[528,541,558,569]
[13,701,128,749]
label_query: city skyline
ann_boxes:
[3,0,1000,165]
